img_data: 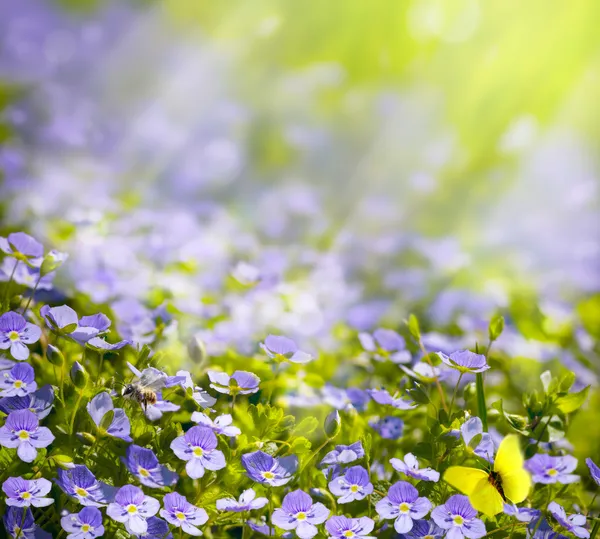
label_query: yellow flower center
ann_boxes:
[399,502,411,513]
[193,447,204,457]
[547,468,558,477]
[296,512,307,521]
[343,532,355,538]
[262,471,275,480]
[176,512,186,521]
[8,331,19,342]
[350,485,359,493]
[18,430,29,440]
[127,504,138,514]
[81,525,92,533]
[21,492,31,500]
[425,535,434,539]
[138,467,150,477]
[14,381,22,389]
[76,487,88,497]
[453,515,464,526]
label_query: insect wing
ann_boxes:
[138,367,167,391]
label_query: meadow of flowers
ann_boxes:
[0,0,599,538]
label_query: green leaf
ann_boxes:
[488,314,505,342]
[407,314,421,341]
[553,386,590,414]
[559,372,576,392]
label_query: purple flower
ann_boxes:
[390,453,440,482]
[41,305,94,342]
[376,481,432,533]
[0,232,43,263]
[0,260,53,291]
[3,477,53,507]
[130,517,173,539]
[503,504,540,522]
[431,495,486,539]
[260,335,313,364]
[248,517,293,537]
[242,450,298,487]
[208,370,260,395]
[403,519,445,539]
[170,426,226,479]
[328,465,373,504]
[56,465,117,506]
[143,391,180,422]
[585,458,600,486]
[60,507,104,539]
[548,502,589,538]
[525,454,579,484]
[0,409,54,462]
[527,518,569,539]
[107,485,160,534]
[86,392,132,442]
[191,412,241,437]
[0,312,41,361]
[1,363,36,397]
[272,489,330,539]
[367,388,417,410]
[3,507,51,539]
[122,445,178,488]
[460,417,496,462]
[369,416,404,439]
[359,329,411,363]
[160,492,209,536]
[436,351,489,374]
[325,516,375,539]
[320,442,364,467]
[0,384,54,420]
[216,488,268,512]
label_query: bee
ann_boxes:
[121,367,168,411]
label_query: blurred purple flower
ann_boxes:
[548,502,589,538]
[56,465,117,507]
[190,412,241,437]
[367,388,417,410]
[3,507,51,539]
[369,416,404,440]
[1,363,37,397]
[460,417,496,462]
[86,392,132,442]
[0,232,43,264]
[122,445,177,488]
[0,312,41,360]
[403,519,445,539]
[359,328,411,364]
[325,516,375,539]
[60,507,104,539]
[525,454,579,484]
[320,442,364,467]
[390,453,440,482]
[586,458,600,486]
[2,477,53,507]
[208,370,260,395]
[436,351,489,374]
[260,335,313,364]
[217,488,268,512]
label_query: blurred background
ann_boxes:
[0,0,599,357]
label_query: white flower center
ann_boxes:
[81,524,92,533]
[138,467,150,477]
[193,447,204,457]
[547,468,558,477]
[18,430,29,440]
[176,511,186,521]
[453,515,464,526]
[399,502,411,513]
[8,331,19,342]
[127,504,138,514]
[350,484,360,493]
[76,487,88,498]
[262,471,275,480]
[296,512,307,521]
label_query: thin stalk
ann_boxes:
[3,260,19,308]
[589,519,600,539]
[298,437,331,476]
[449,372,464,417]
[21,272,42,316]
[417,336,448,413]
[69,390,84,435]
[476,373,488,431]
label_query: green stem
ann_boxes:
[96,352,105,385]
[418,336,449,413]
[69,390,84,435]
[21,273,42,316]
[588,492,598,515]
[298,437,331,476]
[589,519,600,539]
[449,372,464,417]
[3,260,19,309]
[476,373,487,431]
[241,511,248,539]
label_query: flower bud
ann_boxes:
[76,432,97,446]
[52,454,74,469]
[187,335,207,367]
[70,361,88,389]
[324,410,341,438]
[46,344,64,367]
[40,249,68,276]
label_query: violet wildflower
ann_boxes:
[548,502,589,538]
[390,453,440,482]
[436,350,489,374]
[272,489,330,539]
[367,388,417,410]
[503,504,541,522]
[242,450,298,486]
[0,409,54,462]
[328,465,373,504]
[320,442,364,467]
[0,260,54,291]
[130,517,173,539]
[170,426,226,479]
[1,363,36,397]
[260,335,313,364]
[369,416,404,439]
[359,328,411,364]
[460,417,495,462]
[56,465,117,506]
[41,305,95,343]
[142,391,180,422]
[525,454,579,484]
[107,485,160,534]
[403,519,445,539]
[3,507,51,539]
[86,392,132,442]
[122,445,178,488]
[3,477,53,507]
[0,312,41,361]
[376,481,432,533]
[208,370,260,395]
[160,492,209,536]
[60,507,104,539]
[191,412,241,437]
[216,488,268,512]
[0,232,43,265]
[324,516,375,539]
[585,458,600,486]
[431,495,486,539]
